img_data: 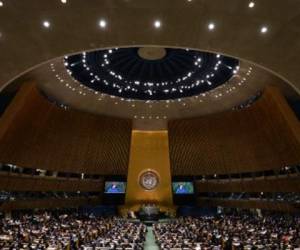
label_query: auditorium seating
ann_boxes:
[1,210,300,249]
[0,212,146,249]
[153,215,300,249]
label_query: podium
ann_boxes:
[119,204,176,222]
[138,204,160,221]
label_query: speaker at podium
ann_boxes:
[138,204,160,221]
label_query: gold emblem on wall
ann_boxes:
[122,130,174,213]
[139,170,160,191]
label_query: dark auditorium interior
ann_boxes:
[0,0,300,249]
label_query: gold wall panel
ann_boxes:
[125,130,173,210]
[169,86,300,175]
[0,82,132,175]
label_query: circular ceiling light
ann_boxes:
[208,22,215,30]
[99,19,107,28]
[154,20,161,28]
[64,47,239,101]
[260,26,268,33]
[0,1,3,7]
[248,1,255,8]
[61,0,67,3]
[43,21,51,28]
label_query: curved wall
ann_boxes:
[169,86,300,175]
[197,198,300,213]
[0,83,300,177]
[0,172,104,192]
[0,196,102,212]
[195,176,300,193]
[0,83,132,175]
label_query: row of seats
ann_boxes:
[0,212,146,250]
[153,215,300,249]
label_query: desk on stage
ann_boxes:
[138,205,160,221]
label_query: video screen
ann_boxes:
[172,182,194,194]
[104,182,126,194]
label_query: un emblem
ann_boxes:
[139,170,159,190]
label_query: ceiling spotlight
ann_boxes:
[260,26,268,33]
[43,21,51,28]
[208,22,215,30]
[99,19,107,28]
[248,1,255,8]
[154,20,161,28]
[0,1,3,7]
[61,0,67,3]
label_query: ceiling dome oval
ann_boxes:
[64,47,239,101]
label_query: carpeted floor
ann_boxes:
[144,226,159,250]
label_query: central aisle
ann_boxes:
[144,226,159,250]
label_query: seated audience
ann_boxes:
[153,215,300,250]
[1,210,300,249]
[0,212,146,249]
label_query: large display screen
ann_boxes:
[172,182,194,194]
[104,182,126,194]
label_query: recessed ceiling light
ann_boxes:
[43,21,51,28]
[260,26,268,33]
[61,0,67,3]
[99,19,107,28]
[208,22,215,30]
[154,20,161,28]
[0,1,3,7]
[248,1,255,8]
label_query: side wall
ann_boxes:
[0,83,132,175]
[0,197,102,211]
[0,172,104,192]
[195,176,300,193]
[169,86,300,175]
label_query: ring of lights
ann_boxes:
[139,170,160,191]
[64,47,239,101]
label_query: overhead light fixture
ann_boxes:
[43,21,51,28]
[99,19,107,28]
[64,47,239,100]
[248,1,255,8]
[208,22,215,30]
[0,1,3,7]
[260,26,268,33]
[61,0,67,3]
[154,20,161,28]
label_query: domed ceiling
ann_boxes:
[64,47,239,100]
[24,44,296,130]
[0,0,300,100]
[0,0,299,130]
